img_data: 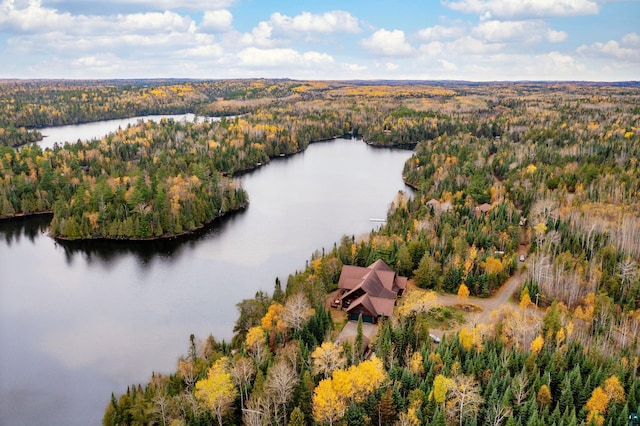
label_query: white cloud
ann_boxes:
[418,41,445,56]
[442,0,600,19]
[1,0,637,81]
[73,54,112,68]
[119,0,234,9]
[239,21,274,47]
[302,51,334,64]
[237,47,334,67]
[0,1,196,34]
[547,29,568,43]
[577,33,640,62]
[416,24,466,41]
[269,10,359,34]
[179,43,224,58]
[0,0,74,32]
[438,59,458,71]
[236,10,359,50]
[44,0,235,11]
[9,30,216,55]
[472,20,567,43]
[529,51,587,78]
[361,29,414,56]
[445,35,504,55]
[621,32,640,47]
[199,9,233,33]
[116,11,194,32]
[342,62,367,72]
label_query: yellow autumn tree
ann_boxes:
[331,368,355,401]
[555,327,566,348]
[584,376,624,426]
[357,356,386,392]
[459,326,483,352]
[194,357,238,426]
[603,376,625,404]
[397,288,439,317]
[520,287,533,311]
[261,302,287,348]
[261,303,286,333]
[530,335,544,354]
[459,327,474,351]
[312,378,346,425]
[536,384,552,408]
[408,351,424,376]
[312,355,386,424]
[396,406,421,426]
[482,256,503,275]
[457,283,470,305]
[585,386,609,426]
[432,374,454,404]
[246,326,267,364]
[311,341,346,379]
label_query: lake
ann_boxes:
[0,117,413,425]
[35,113,206,150]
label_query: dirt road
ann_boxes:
[430,245,529,338]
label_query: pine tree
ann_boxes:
[378,387,396,425]
[288,407,304,426]
[355,314,364,362]
[273,277,285,303]
[293,370,314,422]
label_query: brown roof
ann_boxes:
[347,295,395,317]
[338,259,406,318]
[476,203,492,213]
[394,276,408,293]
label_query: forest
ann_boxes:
[1,79,639,424]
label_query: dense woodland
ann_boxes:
[1,79,639,424]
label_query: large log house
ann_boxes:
[335,259,407,323]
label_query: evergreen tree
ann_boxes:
[378,387,396,425]
[288,407,304,426]
[273,277,285,304]
[355,315,364,362]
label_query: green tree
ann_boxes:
[414,253,441,289]
[288,406,305,426]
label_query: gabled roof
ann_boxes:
[369,258,393,272]
[347,293,377,316]
[393,276,408,293]
[338,259,407,318]
[345,294,396,318]
[476,203,493,213]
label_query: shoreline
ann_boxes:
[52,200,249,242]
[1,135,416,241]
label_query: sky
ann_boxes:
[0,0,638,81]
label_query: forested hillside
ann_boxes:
[1,80,639,424]
[96,81,638,425]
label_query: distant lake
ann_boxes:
[0,122,414,425]
[36,113,207,149]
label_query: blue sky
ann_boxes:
[0,0,638,80]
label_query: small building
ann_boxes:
[426,198,441,208]
[336,259,407,323]
[475,203,493,214]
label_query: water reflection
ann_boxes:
[0,214,51,246]
[0,137,414,426]
[55,209,246,268]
